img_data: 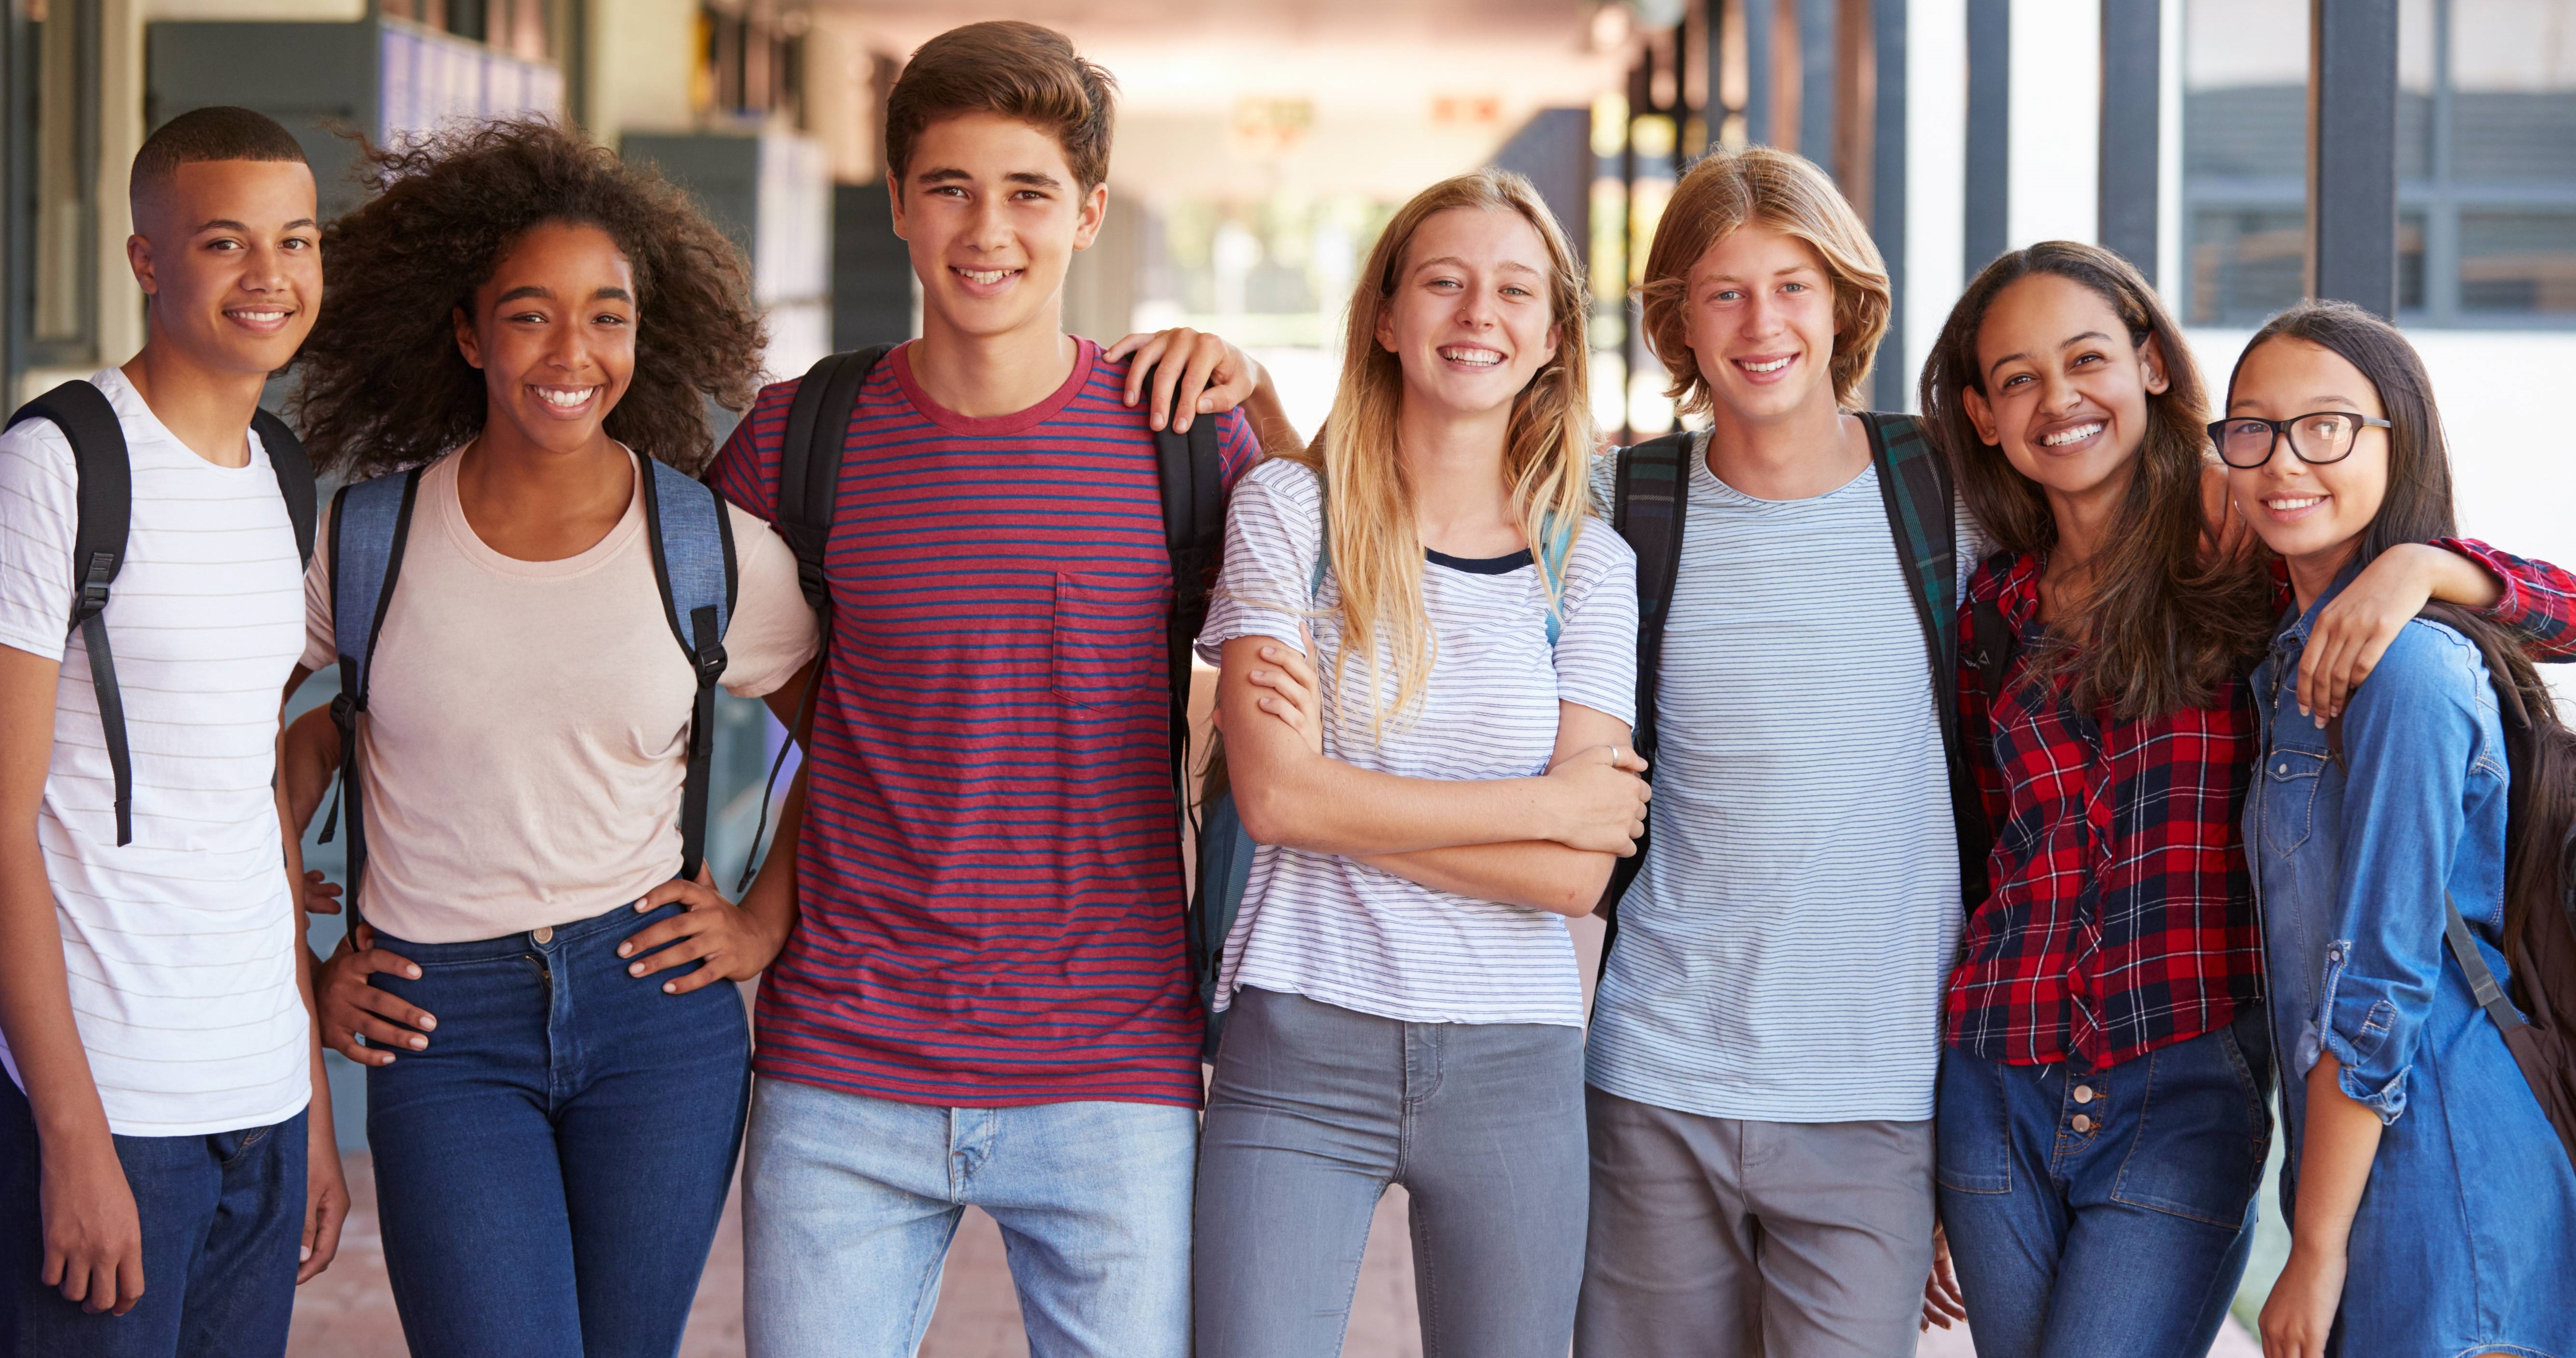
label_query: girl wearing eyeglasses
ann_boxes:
[2222,300,2576,1358]
[1914,243,2576,1358]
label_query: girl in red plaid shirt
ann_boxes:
[1912,242,2576,1358]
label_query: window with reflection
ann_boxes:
[2182,0,2576,326]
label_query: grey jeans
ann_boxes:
[1193,986,1588,1358]
[1575,1087,1936,1358]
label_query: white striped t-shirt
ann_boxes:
[0,369,310,1137]
[1583,432,1986,1122]
[1195,458,1639,1028]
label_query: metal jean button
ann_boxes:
[2073,1083,2096,1104]
[533,925,554,944]
[2071,1113,2094,1133]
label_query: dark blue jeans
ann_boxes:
[1935,1006,2273,1358]
[364,900,751,1358]
[0,1077,304,1358]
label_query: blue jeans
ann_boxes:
[0,1077,304,1358]
[740,1075,1197,1358]
[1935,1007,2272,1358]
[1195,987,1589,1358]
[362,900,750,1358]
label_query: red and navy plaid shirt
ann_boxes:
[1947,538,2576,1069]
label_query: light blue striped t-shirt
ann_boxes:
[1584,432,1984,1123]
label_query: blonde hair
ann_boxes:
[1637,146,1890,414]
[1280,169,1595,738]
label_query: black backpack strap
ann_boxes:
[251,407,319,568]
[736,345,889,892]
[1600,431,1695,927]
[1156,406,1226,841]
[9,383,135,845]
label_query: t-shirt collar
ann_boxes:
[888,337,1098,438]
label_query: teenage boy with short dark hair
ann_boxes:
[707,23,1259,1358]
[0,106,345,1358]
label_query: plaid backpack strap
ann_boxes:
[1867,412,1962,724]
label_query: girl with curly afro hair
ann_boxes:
[275,118,820,1357]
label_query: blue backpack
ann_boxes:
[1188,501,1574,1058]
[319,451,736,928]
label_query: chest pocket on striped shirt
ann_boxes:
[1052,571,1160,710]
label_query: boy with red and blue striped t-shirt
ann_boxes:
[707,21,1261,1358]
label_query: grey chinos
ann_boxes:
[1575,1087,1936,1358]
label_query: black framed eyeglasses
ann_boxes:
[2208,412,2393,469]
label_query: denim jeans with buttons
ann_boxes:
[361,899,751,1358]
[1934,1006,2272,1358]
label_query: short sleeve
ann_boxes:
[1548,522,1640,728]
[299,501,336,675]
[1196,459,1324,663]
[1586,448,1617,516]
[716,505,820,698]
[0,420,80,662]
[710,379,798,524]
[1215,406,1262,488]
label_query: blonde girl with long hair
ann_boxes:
[1189,170,1646,1358]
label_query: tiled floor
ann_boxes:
[287,1151,2259,1358]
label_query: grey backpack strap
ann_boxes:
[320,469,424,930]
[636,453,738,885]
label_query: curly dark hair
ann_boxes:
[291,118,765,477]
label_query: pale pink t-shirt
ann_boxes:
[300,450,817,944]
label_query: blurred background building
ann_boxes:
[5,1,2573,1352]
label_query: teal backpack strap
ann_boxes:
[1865,413,1961,725]
[1536,510,1576,647]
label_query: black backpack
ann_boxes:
[735,347,1227,1002]
[1600,414,1976,935]
[3,381,317,845]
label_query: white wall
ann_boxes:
[2005,0,2099,250]
[1904,0,1969,411]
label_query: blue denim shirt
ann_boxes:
[2246,580,2512,1129]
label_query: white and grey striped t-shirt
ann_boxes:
[1584,432,1986,1123]
[1196,458,1639,1027]
[0,369,310,1137]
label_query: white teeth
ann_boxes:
[2269,496,2324,510]
[1741,356,1792,373]
[1439,346,1504,366]
[535,387,594,408]
[232,310,287,322]
[2041,422,2103,448]
[958,268,1015,285]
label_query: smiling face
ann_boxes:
[1372,205,1561,422]
[889,111,1106,347]
[1962,272,2171,504]
[1680,220,1840,424]
[2224,336,2390,579]
[128,158,321,376]
[452,220,637,457]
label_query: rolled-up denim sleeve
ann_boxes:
[2317,621,2493,1122]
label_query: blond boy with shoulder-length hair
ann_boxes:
[1636,146,1892,416]
[1573,145,1987,1358]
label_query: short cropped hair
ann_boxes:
[885,21,1116,193]
[1637,146,1890,412]
[131,106,308,207]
